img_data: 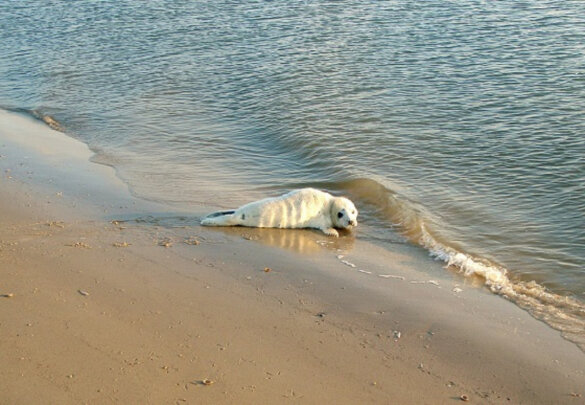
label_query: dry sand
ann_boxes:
[1,110,584,404]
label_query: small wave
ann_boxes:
[35,113,63,132]
[420,224,585,351]
[334,177,585,351]
[3,107,65,132]
[30,110,64,132]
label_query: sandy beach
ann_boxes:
[1,110,584,404]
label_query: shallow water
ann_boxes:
[1,0,584,347]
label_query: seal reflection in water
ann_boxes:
[200,188,358,237]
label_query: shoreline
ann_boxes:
[1,110,584,403]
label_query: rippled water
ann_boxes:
[1,1,584,346]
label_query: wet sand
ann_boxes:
[1,110,584,404]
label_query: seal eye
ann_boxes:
[337,212,344,219]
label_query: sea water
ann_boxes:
[1,0,584,347]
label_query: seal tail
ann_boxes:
[201,210,238,226]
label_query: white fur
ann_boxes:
[201,188,358,237]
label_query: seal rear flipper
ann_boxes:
[201,210,238,226]
[205,210,236,218]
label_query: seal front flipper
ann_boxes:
[201,210,238,226]
[320,227,339,237]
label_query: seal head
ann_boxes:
[331,197,358,229]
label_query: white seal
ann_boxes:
[201,188,358,237]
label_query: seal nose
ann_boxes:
[349,219,357,227]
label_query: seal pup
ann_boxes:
[201,188,358,237]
